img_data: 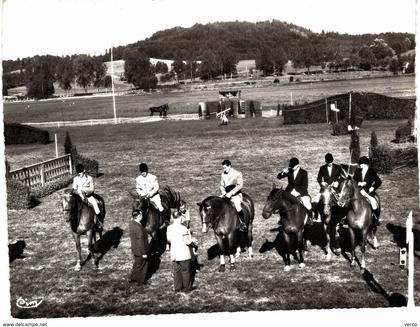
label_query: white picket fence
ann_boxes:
[9,154,72,189]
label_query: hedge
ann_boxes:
[369,145,394,174]
[370,145,417,174]
[74,154,99,177]
[4,123,50,145]
[31,176,73,199]
[6,179,31,210]
[283,92,415,125]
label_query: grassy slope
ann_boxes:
[3,75,415,124]
[6,118,419,317]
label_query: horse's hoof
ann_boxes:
[230,264,236,271]
[350,261,356,267]
[373,239,379,249]
[326,253,332,261]
[361,261,366,270]
[333,248,341,255]
[218,265,226,272]
[74,264,81,271]
[298,263,305,269]
[284,265,291,272]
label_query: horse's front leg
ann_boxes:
[324,220,332,261]
[360,228,369,269]
[246,223,254,259]
[283,231,291,271]
[73,233,82,271]
[87,229,98,270]
[216,235,226,272]
[227,232,238,270]
[348,228,356,267]
[297,230,305,268]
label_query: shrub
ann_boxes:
[64,131,73,155]
[331,121,348,135]
[74,154,99,177]
[6,179,31,209]
[4,123,50,145]
[369,145,394,174]
[394,119,414,143]
[31,176,73,199]
[370,131,378,148]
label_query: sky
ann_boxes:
[1,0,417,60]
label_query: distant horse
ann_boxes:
[130,186,182,253]
[314,185,347,260]
[262,184,306,271]
[62,189,106,271]
[197,193,255,272]
[150,104,169,117]
[337,177,380,269]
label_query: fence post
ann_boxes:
[407,211,415,307]
[325,98,328,123]
[68,154,73,175]
[40,164,45,186]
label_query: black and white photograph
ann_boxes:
[1,0,419,326]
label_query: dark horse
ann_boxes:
[262,185,306,271]
[149,104,169,117]
[130,186,182,253]
[197,193,255,272]
[313,185,348,260]
[62,189,105,271]
[337,177,380,269]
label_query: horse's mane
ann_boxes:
[160,185,182,208]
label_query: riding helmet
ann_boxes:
[139,163,148,173]
[76,164,85,174]
[289,157,299,168]
[222,159,231,167]
[358,156,370,165]
[325,153,334,164]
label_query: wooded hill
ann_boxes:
[108,20,414,62]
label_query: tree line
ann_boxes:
[3,20,415,98]
[3,55,111,99]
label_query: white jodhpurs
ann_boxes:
[150,194,164,212]
[300,196,312,211]
[230,194,243,211]
[360,190,378,210]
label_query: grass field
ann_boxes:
[3,75,415,124]
[6,117,419,318]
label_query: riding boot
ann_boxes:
[306,210,314,226]
[238,210,247,232]
[372,210,380,226]
[95,213,103,229]
[159,211,169,229]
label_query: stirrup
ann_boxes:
[239,222,247,231]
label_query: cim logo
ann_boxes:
[16,297,43,309]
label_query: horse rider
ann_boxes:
[72,163,103,228]
[354,156,382,226]
[314,153,343,202]
[277,157,313,225]
[135,163,169,228]
[220,159,247,231]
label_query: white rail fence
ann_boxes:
[22,111,277,128]
[9,154,72,189]
[24,114,200,128]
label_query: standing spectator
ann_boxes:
[129,213,149,286]
[167,213,198,293]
